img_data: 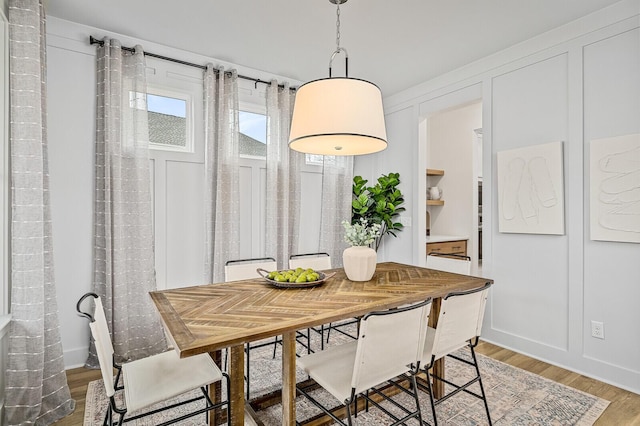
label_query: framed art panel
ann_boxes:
[497,141,565,235]
[590,133,640,243]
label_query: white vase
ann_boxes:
[342,246,377,281]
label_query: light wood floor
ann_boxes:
[54,341,640,425]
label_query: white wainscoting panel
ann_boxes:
[490,53,570,350]
[583,27,640,373]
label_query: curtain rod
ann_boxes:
[89,36,295,91]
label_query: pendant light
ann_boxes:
[288,0,387,156]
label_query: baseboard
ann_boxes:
[64,345,89,370]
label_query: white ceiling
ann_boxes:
[46,0,623,96]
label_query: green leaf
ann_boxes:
[351,172,405,247]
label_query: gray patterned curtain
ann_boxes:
[265,82,302,269]
[5,0,74,424]
[88,38,166,367]
[204,65,240,283]
[319,156,354,267]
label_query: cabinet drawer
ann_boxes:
[426,240,467,256]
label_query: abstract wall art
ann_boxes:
[497,141,565,235]
[590,133,640,243]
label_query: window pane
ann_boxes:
[239,111,266,157]
[148,94,186,118]
[148,94,187,148]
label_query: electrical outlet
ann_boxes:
[591,321,605,339]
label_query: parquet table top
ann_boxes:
[150,262,492,358]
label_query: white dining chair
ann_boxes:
[288,252,332,271]
[224,256,277,282]
[296,298,432,426]
[427,253,472,275]
[76,292,230,426]
[419,283,493,425]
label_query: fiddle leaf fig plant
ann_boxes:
[351,172,406,250]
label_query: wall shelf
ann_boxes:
[427,169,445,206]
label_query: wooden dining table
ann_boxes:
[149,261,493,426]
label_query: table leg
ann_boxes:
[229,344,245,426]
[429,298,444,399]
[282,331,297,426]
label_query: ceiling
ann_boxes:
[46,0,622,96]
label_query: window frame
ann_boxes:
[146,85,194,154]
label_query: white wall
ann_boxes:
[380,0,640,393]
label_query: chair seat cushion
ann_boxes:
[297,340,358,403]
[122,350,222,412]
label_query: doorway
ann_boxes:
[418,90,483,275]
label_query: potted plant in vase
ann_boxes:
[351,172,405,251]
[342,218,382,281]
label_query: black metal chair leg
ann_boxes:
[245,343,251,400]
[345,399,354,426]
[411,373,424,426]
[272,336,279,359]
[471,346,492,425]
[426,369,439,426]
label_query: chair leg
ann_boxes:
[425,369,439,426]
[273,336,279,359]
[204,384,210,425]
[411,373,424,426]
[345,399,354,426]
[245,343,251,400]
[225,373,232,426]
[354,394,358,418]
[470,346,492,425]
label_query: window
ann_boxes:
[146,88,193,153]
[239,110,266,158]
[238,109,323,166]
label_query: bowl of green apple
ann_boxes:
[257,267,335,288]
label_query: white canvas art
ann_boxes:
[497,141,565,234]
[590,134,640,243]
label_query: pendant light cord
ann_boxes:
[329,0,348,78]
[336,2,341,50]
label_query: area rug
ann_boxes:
[84,331,609,425]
